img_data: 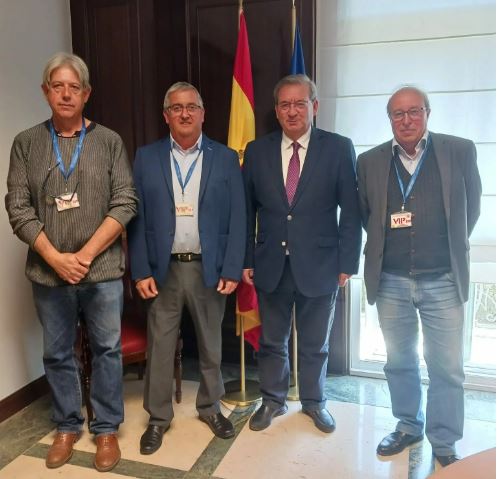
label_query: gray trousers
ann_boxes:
[144,261,226,427]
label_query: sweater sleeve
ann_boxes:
[5,133,45,247]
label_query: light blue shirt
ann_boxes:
[170,134,203,254]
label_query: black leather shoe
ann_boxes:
[140,424,168,455]
[377,431,424,456]
[302,408,336,433]
[249,404,288,431]
[434,454,460,467]
[199,413,235,439]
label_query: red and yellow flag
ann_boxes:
[228,9,260,351]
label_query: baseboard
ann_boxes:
[0,376,49,424]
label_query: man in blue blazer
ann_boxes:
[357,86,481,467]
[127,82,246,454]
[243,75,362,433]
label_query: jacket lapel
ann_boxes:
[377,143,393,229]
[158,137,174,200]
[267,131,288,205]
[431,133,451,222]
[290,128,320,209]
[199,136,213,203]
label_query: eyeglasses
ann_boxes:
[167,103,203,115]
[277,100,311,112]
[389,107,428,122]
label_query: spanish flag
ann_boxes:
[228,9,260,351]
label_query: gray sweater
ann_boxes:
[5,121,138,286]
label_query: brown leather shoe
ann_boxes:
[94,433,121,472]
[46,431,81,468]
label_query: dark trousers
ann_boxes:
[144,261,226,427]
[256,258,337,410]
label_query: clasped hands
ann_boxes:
[52,251,92,285]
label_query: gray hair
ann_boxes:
[273,74,318,105]
[163,81,204,111]
[42,52,91,90]
[387,86,431,115]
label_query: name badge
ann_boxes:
[176,203,194,216]
[55,192,80,212]
[391,211,412,229]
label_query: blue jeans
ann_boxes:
[32,280,124,435]
[376,272,465,456]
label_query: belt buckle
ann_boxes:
[178,253,193,262]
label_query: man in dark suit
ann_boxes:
[357,86,481,467]
[127,82,246,454]
[242,74,362,433]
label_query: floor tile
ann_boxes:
[39,379,234,472]
[215,400,410,479]
[0,454,132,478]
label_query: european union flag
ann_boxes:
[290,24,306,75]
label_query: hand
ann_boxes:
[52,252,90,284]
[338,273,352,287]
[242,268,254,285]
[217,278,238,295]
[136,277,159,299]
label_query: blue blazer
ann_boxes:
[127,135,246,288]
[243,128,362,297]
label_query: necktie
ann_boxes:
[286,142,301,205]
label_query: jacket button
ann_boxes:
[287,215,292,221]
[281,241,287,247]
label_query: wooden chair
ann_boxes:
[78,236,183,423]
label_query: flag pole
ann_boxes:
[222,0,260,407]
[223,313,261,406]
[287,307,299,400]
[287,0,300,402]
[291,0,296,47]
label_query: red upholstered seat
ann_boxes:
[121,316,147,358]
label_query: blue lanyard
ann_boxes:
[171,144,202,197]
[393,136,431,210]
[49,118,86,181]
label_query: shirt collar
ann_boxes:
[170,133,203,155]
[392,130,429,158]
[282,126,312,150]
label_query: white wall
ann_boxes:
[0,0,72,400]
[316,0,496,280]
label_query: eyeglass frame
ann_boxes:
[166,103,203,116]
[389,107,430,122]
[276,99,314,112]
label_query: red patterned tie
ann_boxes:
[286,142,301,205]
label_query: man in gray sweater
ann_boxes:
[5,52,137,472]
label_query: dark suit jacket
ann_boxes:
[243,128,362,297]
[357,132,482,305]
[127,135,246,288]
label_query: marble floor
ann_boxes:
[0,361,494,479]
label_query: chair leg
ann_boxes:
[174,335,183,404]
[137,360,146,380]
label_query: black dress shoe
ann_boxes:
[140,424,168,455]
[249,404,288,431]
[377,431,424,456]
[302,408,336,433]
[434,454,460,467]
[199,413,235,439]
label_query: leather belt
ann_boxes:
[171,253,202,262]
